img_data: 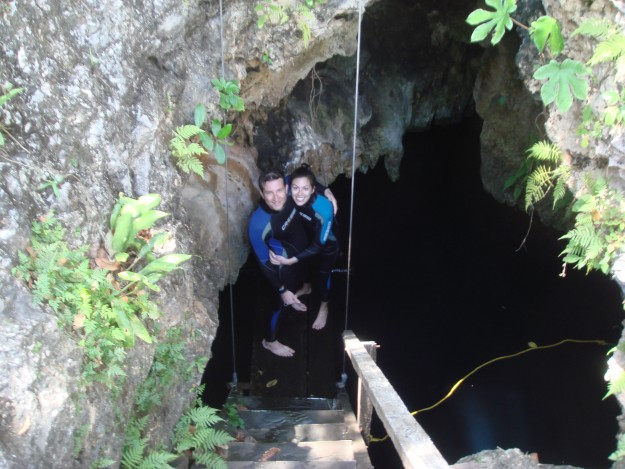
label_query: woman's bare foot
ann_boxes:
[312,302,328,330]
[262,339,295,357]
[295,282,312,297]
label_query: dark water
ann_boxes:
[204,115,623,468]
[327,116,623,468]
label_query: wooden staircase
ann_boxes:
[220,389,374,468]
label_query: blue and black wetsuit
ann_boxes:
[248,197,308,342]
[296,193,339,302]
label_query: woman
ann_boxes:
[269,164,339,330]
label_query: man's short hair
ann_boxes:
[258,169,285,191]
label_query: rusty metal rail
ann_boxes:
[343,330,449,469]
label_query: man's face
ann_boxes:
[260,178,287,211]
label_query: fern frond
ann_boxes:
[136,451,177,469]
[121,440,147,469]
[186,406,222,427]
[525,166,552,209]
[527,140,562,163]
[192,428,233,451]
[89,458,116,469]
[173,125,203,140]
[194,451,228,469]
[589,34,625,66]
[573,18,615,39]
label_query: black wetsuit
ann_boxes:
[248,197,308,341]
[296,193,339,302]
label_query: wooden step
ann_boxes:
[229,395,342,411]
[238,409,345,429]
[241,422,348,443]
[224,462,357,468]
[225,441,355,462]
[293,423,348,442]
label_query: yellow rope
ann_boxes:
[367,338,609,443]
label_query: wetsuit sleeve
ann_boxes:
[248,209,282,290]
[295,195,334,262]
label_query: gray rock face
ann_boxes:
[0,0,373,466]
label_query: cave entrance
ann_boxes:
[204,114,623,468]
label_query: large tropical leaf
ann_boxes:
[466,0,517,45]
[533,59,589,112]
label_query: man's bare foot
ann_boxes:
[312,302,328,330]
[262,339,295,357]
[295,282,312,297]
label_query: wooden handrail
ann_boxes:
[343,330,449,469]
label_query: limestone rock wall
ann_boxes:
[0,0,369,466]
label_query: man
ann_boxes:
[248,170,310,357]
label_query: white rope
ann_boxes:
[218,0,238,387]
[342,0,363,377]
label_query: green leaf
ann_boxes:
[533,59,589,112]
[466,0,517,45]
[109,193,128,230]
[194,103,207,127]
[0,86,24,107]
[217,123,232,140]
[131,210,169,233]
[530,16,564,56]
[211,119,222,138]
[214,144,226,165]
[118,271,143,282]
[115,252,130,263]
[130,315,152,344]
[112,212,133,253]
[136,193,162,212]
[199,131,214,151]
[139,254,192,276]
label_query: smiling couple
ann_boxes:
[248,164,339,357]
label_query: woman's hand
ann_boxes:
[324,188,338,215]
[270,250,297,266]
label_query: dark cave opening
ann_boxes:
[204,115,623,468]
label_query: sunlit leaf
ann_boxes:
[466,0,517,45]
[533,59,589,112]
[194,103,207,127]
[530,16,564,56]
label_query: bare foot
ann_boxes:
[262,339,295,357]
[295,282,312,297]
[312,302,328,330]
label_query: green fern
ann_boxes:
[89,458,116,469]
[523,141,570,211]
[136,452,177,469]
[574,18,625,79]
[572,18,615,39]
[172,398,233,467]
[169,125,206,177]
[12,200,190,392]
[560,177,625,274]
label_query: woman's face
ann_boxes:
[291,176,315,206]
